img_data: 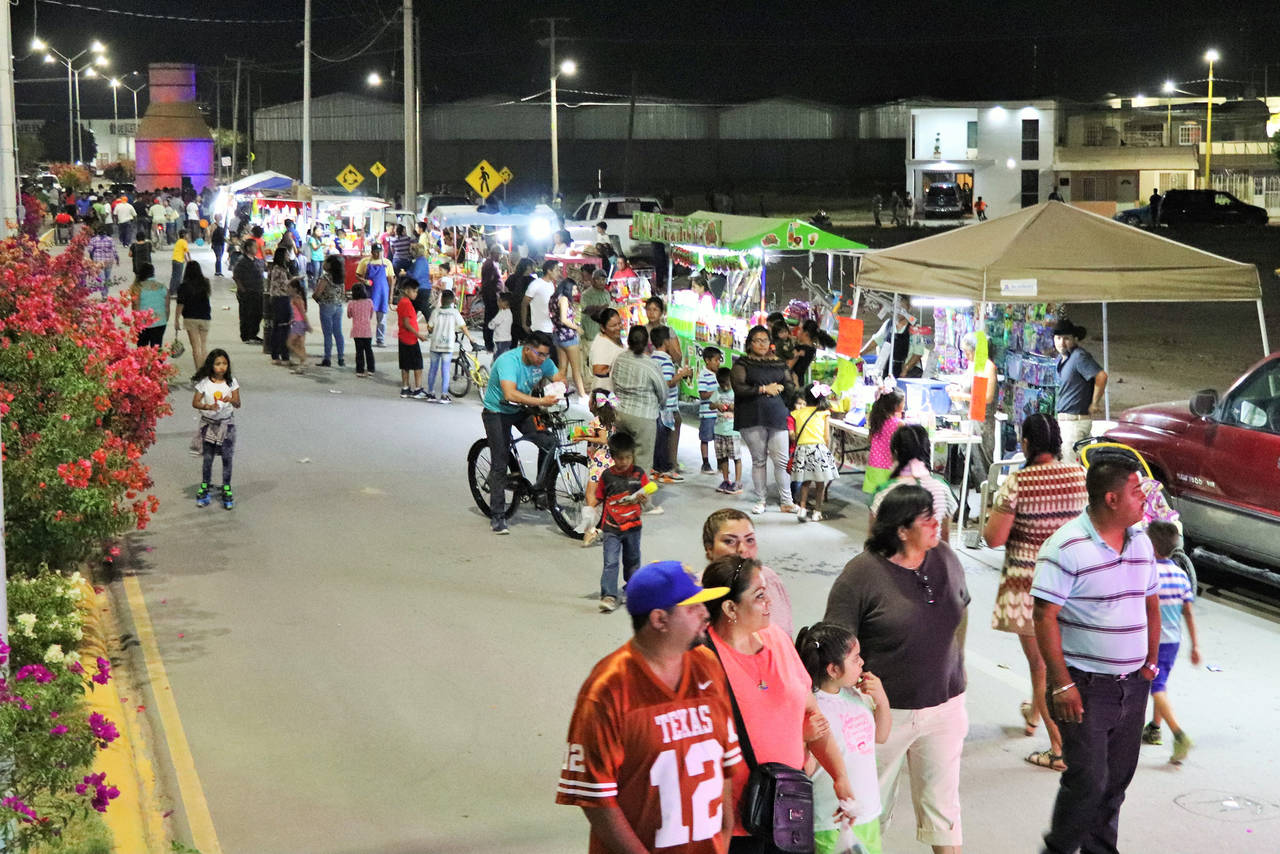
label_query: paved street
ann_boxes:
[115,251,1280,853]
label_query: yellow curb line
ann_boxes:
[122,574,224,854]
[78,581,165,853]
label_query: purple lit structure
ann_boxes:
[135,64,214,192]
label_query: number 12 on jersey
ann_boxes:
[649,738,726,848]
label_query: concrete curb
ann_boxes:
[78,576,168,853]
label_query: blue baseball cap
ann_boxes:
[626,561,729,617]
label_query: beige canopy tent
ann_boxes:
[855,200,1270,416]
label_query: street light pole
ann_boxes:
[1203,49,1219,188]
[550,58,576,200]
[1162,80,1174,145]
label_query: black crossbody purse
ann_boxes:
[710,639,815,854]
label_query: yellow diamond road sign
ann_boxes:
[336,164,364,192]
[465,159,503,199]
[499,166,514,184]
[370,161,386,178]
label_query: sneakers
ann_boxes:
[400,387,412,398]
[423,392,437,402]
[715,480,733,494]
[751,501,766,515]
[1141,722,1163,746]
[355,371,366,378]
[645,504,665,515]
[701,462,715,475]
[727,482,744,495]
[654,472,683,484]
[411,388,429,400]
[195,484,211,508]
[797,508,809,522]
[1170,731,1193,764]
[780,504,799,514]
[491,520,509,535]
[438,394,453,404]
[319,359,331,367]
[338,358,345,367]
[598,595,619,613]
[810,510,824,522]
[221,485,234,510]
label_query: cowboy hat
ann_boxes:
[1052,318,1087,340]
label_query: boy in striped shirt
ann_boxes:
[697,347,723,475]
[1140,521,1200,763]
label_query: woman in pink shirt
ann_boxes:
[703,556,853,850]
[346,281,376,376]
[701,508,794,637]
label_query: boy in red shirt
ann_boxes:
[397,279,429,399]
[596,432,651,613]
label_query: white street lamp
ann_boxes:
[36,39,109,162]
[1203,49,1219,187]
[366,71,383,87]
[550,58,577,198]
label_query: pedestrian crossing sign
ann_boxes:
[370,161,386,178]
[337,164,364,192]
[465,159,502,199]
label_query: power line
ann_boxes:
[36,0,348,25]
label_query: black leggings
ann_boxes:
[353,337,375,372]
[270,295,291,360]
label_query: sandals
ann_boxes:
[1020,701,1039,736]
[1025,749,1067,772]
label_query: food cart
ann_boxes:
[312,194,390,287]
[630,210,866,391]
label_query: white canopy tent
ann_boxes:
[855,201,1270,416]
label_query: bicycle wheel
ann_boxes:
[546,452,590,539]
[466,438,521,519]
[473,364,490,401]
[451,353,473,398]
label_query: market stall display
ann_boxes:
[630,210,866,392]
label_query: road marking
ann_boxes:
[123,574,224,854]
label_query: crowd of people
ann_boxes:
[557,427,1202,854]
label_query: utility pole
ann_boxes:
[623,68,637,194]
[415,9,422,200]
[401,0,416,207]
[0,1,16,245]
[534,17,570,199]
[302,0,312,186]
[213,67,222,180]
[231,58,241,179]
[245,66,252,170]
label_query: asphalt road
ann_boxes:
[117,249,1280,854]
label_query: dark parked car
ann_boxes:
[923,182,964,219]
[1158,189,1267,226]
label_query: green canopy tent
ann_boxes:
[632,210,866,310]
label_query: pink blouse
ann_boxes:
[868,415,903,469]
[347,298,374,338]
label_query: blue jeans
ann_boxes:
[1042,667,1150,854]
[601,528,641,599]
[318,302,345,361]
[427,351,452,395]
[494,341,512,357]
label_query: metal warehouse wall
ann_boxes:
[258,137,902,201]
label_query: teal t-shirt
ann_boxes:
[483,346,558,414]
[136,282,168,328]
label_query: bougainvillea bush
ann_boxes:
[2,573,121,849]
[0,233,174,577]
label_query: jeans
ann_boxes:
[237,290,263,341]
[427,351,453,395]
[653,416,674,472]
[600,528,642,599]
[319,302,345,361]
[271,295,291,360]
[740,425,792,506]
[481,408,557,525]
[170,260,184,293]
[353,337,374,373]
[1042,668,1150,854]
[307,259,321,290]
[118,221,134,246]
[165,221,177,243]
[201,423,236,486]
[482,294,499,351]
[211,242,224,276]
[375,311,387,345]
[494,341,512,357]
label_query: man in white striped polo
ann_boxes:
[1032,458,1160,854]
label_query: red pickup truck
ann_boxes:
[1104,352,1280,569]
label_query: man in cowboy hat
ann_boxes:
[1053,318,1108,463]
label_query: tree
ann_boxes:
[1273,131,1280,173]
[36,119,97,165]
[102,160,135,182]
[16,133,44,174]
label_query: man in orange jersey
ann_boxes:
[557,561,744,853]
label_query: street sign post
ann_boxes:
[337,164,364,193]
[370,162,386,196]
[465,159,505,199]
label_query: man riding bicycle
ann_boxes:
[482,330,567,535]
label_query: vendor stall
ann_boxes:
[630,210,867,390]
[853,201,1267,526]
[216,171,310,247]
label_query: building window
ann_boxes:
[1021,169,1039,207]
[1084,123,1103,146]
[1158,172,1188,191]
[1178,124,1201,146]
[1080,176,1099,201]
[966,121,978,150]
[1022,119,1040,160]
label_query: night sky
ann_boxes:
[14,0,1280,124]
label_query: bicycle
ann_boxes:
[450,332,489,400]
[466,398,591,539]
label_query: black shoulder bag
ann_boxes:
[709,638,815,853]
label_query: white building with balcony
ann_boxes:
[84,118,137,165]
[904,99,1059,221]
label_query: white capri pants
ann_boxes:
[876,692,968,848]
